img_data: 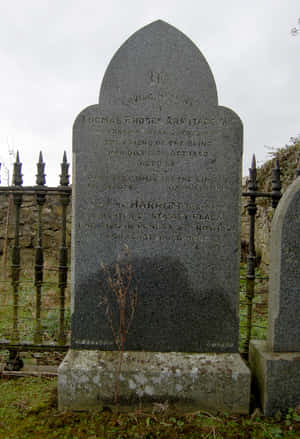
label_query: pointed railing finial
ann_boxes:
[251,154,256,170]
[12,150,23,186]
[36,151,46,186]
[271,155,281,208]
[60,151,70,186]
[248,154,257,192]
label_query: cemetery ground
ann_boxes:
[1,375,300,438]
[1,266,300,438]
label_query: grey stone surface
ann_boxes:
[249,340,300,416]
[268,177,300,352]
[58,349,250,413]
[71,20,243,352]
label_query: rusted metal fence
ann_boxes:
[0,152,71,369]
[0,151,299,369]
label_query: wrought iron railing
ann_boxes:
[0,151,299,369]
[0,151,71,369]
[240,153,300,358]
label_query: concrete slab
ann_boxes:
[58,350,250,413]
[249,339,300,416]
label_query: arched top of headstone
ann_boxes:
[271,177,300,232]
[99,20,218,114]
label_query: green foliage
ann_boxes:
[42,308,71,342]
[257,140,300,203]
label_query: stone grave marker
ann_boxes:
[250,176,300,415]
[59,20,250,413]
[268,177,300,351]
[71,20,243,353]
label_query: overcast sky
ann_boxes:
[0,0,299,185]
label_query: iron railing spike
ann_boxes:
[60,150,70,186]
[248,156,257,192]
[271,155,281,208]
[36,151,46,186]
[251,154,256,170]
[13,152,23,186]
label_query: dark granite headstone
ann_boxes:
[268,177,300,352]
[71,20,243,352]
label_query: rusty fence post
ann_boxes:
[6,152,24,370]
[242,154,282,360]
[243,155,257,359]
[58,152,70,345]
[11,152,23,343]
[34,152,46,344]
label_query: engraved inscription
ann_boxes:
[83,113,235,129]
[79,111,239,245]
[149,71,168,84]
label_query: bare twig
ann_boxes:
[101,245,138,414]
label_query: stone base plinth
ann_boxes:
[249,340,300,416]
[58,350,250,413]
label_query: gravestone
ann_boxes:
[250,177,300,415]
[268,177,300,352]
[59,20,250,413]
[71,20,243,353]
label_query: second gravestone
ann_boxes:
[250,176,300,415]
[59,20,250,412]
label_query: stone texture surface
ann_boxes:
[0,194,72,265]
[249,340,300,416]
[71,20,243,352]
[268,177,300,352]
[58,349,250,413]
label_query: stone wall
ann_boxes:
[0,193,72,274]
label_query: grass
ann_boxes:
[0,264,71,344]
[239,263,268,352]
[0,376,300,438]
